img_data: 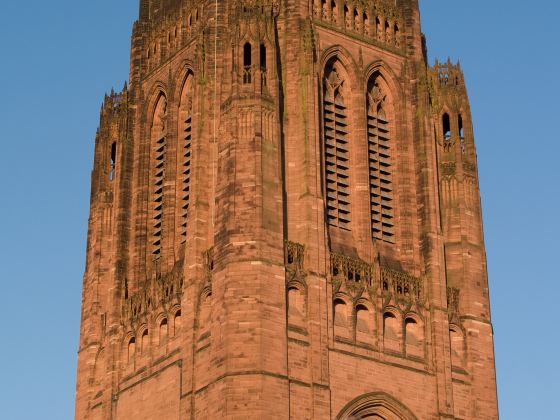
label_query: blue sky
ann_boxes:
[0,1,558,419]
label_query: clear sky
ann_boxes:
[0,1,557,419]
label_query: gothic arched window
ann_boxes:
[243,42,252,84]
[383,311,401,352]
[177,74,194,245]
[450,325,465,368]
[334,298,350,338]
[127,337,136,363]
[367,74,395,243]
[323,59,351,230]
[109,141,117,181]
[356,304,374,344]
[260,43,267,87]
[141,328,149,354]
[442,112,451,141]
[151,94,167,257]
[405,317,424,358]
[288,286,306,327]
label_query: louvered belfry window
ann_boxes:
[151,95,167,256]
[178,74,194,244]
[367,77,395,243]
[323,62,351,229]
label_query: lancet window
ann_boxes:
[367,75,395,243]
[109,142,117,181]
[177,74,194,245]
[151,95,167,256]
[323,60,351,229]
[243,42,252,84]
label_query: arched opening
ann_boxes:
[141,329,149,354]
[243,42,252,84]
[336,391,418,420]
[367,73,395,243]
[450,326,465,368]
[323,58,351,230]
[458,113,465,153]
[344,5,351,29]
[151,94,168,257]
[177,73,194,244]
[383,312,400,352]
[173,310,182,337]
[127,337,136,363]
[376,17,382,40]
[385,20,391,43]
[405,317,424,358]
[394,23,400,47]
[197,293,212,349]
[321,0,328,19]
[331,0,338,24]
[334,299,349,338]
[356,304,374,344]
[288,287,306,327]
[442,113,451,141]
[159,318,168,346]
[363,12,370,36]
[260,43,267,87]
[109,142,117,181]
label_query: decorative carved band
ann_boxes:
[380,267,423,303]
[122,265,183,323]
[285,241,305,271]
[330,252,375,288]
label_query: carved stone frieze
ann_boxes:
[312,0,404,52]
[122,264,184,326]
[447,287,460,324]
[440,162,456,176]
[330,252,376,299]
[285,241,306,283]
[380,267,424,309]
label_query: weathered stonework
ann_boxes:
[75,1,498,419]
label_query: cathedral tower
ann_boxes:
[75,1,498,418]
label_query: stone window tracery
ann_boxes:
[367,76,395,243]
[151,95,167,257]
[323,60,351,230]
[178,74,194,245]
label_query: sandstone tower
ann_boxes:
[75,1,498,418]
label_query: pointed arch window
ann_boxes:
[260,43,267,87]
[442,113,451,141]
[243,42,252,84]
[151,95,167,257]
[178,74,194,245]
[367,75,395,243]
[323,60,351,230]
[109,142,117,181]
